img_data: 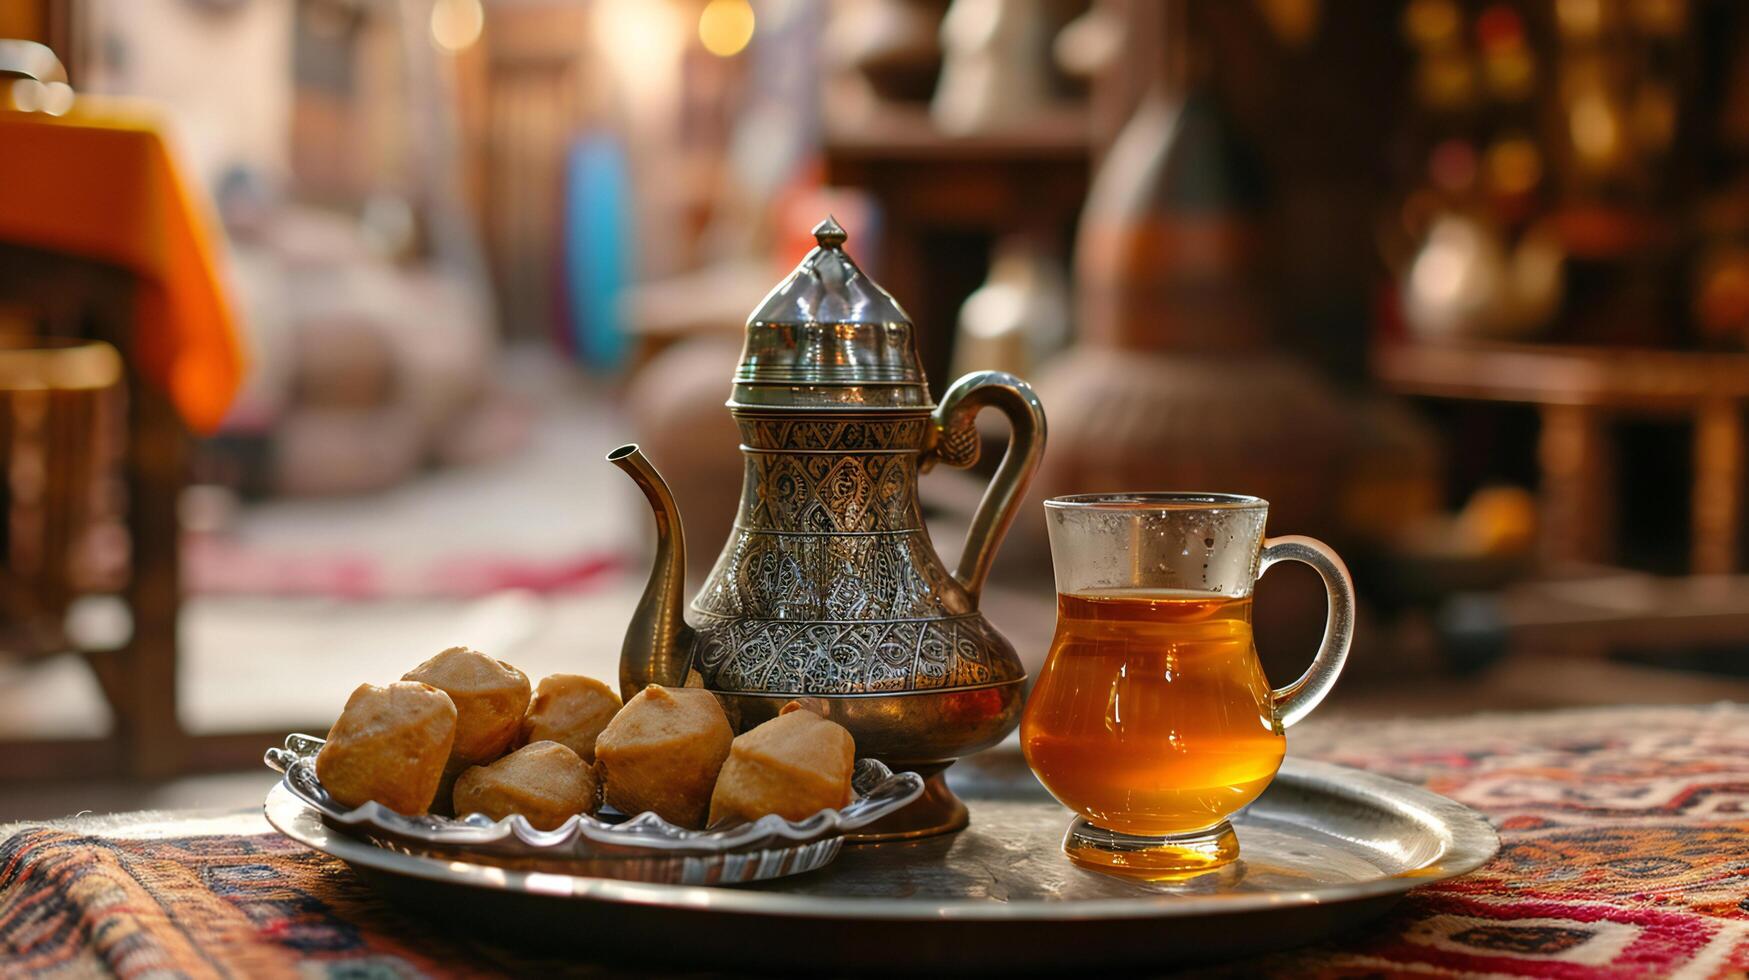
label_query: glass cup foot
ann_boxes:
[1062,817,1239,880]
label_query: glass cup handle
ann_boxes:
[1259,535,1356,729]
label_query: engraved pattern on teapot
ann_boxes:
[690,411,1008,696]
[693,617,1008,695]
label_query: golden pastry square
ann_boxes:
[709,702,855,826]
[452,740,598,831]
[315,681,457,815]
[403,646,531,765]
[521,674,621,762]
[594,685,732,829]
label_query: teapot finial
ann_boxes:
[734,216,926,408]
[812,215,847,249]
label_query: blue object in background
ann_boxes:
[562,133,633,368]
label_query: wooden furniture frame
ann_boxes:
[0,244,273,780]
[1376,338,1749,574]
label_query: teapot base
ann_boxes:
[843,766,968,842]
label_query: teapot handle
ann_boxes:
[924,371,1047,599]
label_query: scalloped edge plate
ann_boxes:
[264,733,924,878]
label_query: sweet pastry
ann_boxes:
[403,646,531,765]
[594,685,733,828]
[452,740,597,831]
[520,674,621,762]
[708,702,856,826]
[315,681,457,815]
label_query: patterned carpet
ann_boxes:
[1226,704,1749,977]
[1,704,1745,978]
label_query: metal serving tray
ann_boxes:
[264,751,1496,972]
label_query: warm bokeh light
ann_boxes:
[1570,90,1623,167]
[1403,0,1460,46]
[430,0,485,54]
[1555,0,1605,38]
[593,0,687,122]
[698,0,756,58]
[1485,136,1542,195]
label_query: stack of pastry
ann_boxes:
[313,648,858,831]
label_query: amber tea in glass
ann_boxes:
[1022,494,1354,878]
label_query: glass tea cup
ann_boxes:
[1020,493,1354,878]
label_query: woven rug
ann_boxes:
[1209,704,1749,978]
[2,704,1746,978]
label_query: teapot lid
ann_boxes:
[731,217,931,409]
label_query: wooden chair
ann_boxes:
[0,244,191,779]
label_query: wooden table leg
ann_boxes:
[1537,403,1614,565]
[1692,399,1744,575]
[112,383,187,778]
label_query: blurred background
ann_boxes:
[3,0,1748,816]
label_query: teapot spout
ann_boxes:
[607,444,694,700]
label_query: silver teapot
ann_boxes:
[610,218,1045,838]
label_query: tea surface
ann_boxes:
[1020,590,1284,837]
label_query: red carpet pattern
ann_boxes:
[1216,705,1749,977]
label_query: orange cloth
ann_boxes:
[0,99,245,432]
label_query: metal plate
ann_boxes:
[264,753,1497,973]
